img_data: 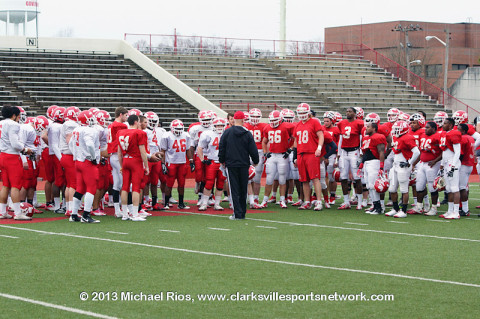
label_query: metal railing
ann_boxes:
[218,102,279,112]
[124,32,480,119]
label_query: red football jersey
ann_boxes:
[392,134,417,160]
[419,132,442,162]
[245,122,267,150]
[294,118,323,154]
[361,133,387,159]
[324,125,340,145]
[263,122,294,153]
[107,121,128,154]
[117,129,147,159]
[409,128,425,147]
[439,129,462,152]
[460,134,475,166]
[380,122,393,137]
[337,119,364,148]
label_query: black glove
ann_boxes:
[283,148,292,159]
[266,152,272,159]
[162,163,168,175]
[91,159,98,165]
[399,161,410,168]
[202,159,212,165]
[446,165,457,177]
[100,158,106,165]
[190,162,195,172]
[293,147,297,161]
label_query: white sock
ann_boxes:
[357,194,363,204]
[122,204,129,217]
[33,192,38,206]
[280,196,285,203]
[114,203,121,215]
[144,195,150,202]
[62,198,66,208]
[254,195,258,200]
[0,203,7,215]
[453,203,460,214]
[84,193,94,212]
[12,202,21,216]
[343,194,350,204]
[128,204,133,213]
[462,200,469,212]
[132,206,139,217]
[215,196,221,206]
[448,202,454,213]
[68,201,73,212]
[54,197,61,210]
[424,196,430,208]
[249,195,254,205]
[413,197,417,205]
[72,197,82,215]
[272,192,277,198]
[263,196,269,203]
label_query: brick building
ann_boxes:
[325,21,480,91]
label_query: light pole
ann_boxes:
[425,28,449,95]
[392,23,423,84]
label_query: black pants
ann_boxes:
[226,166,249,219]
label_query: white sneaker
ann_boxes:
[222,196,229,202]
[444,213,460,220]
[14,214,32,220]
[314,201,323,211]
[385,209,398,217]
[324,201,331,209]
[394,211,407,218]
[424,206,437,216]
[137,212,149,218]
[207,199,215,206]
[0,213,13,219]
[114,212,123,218]
[130,216,146,221]
[213,205,224,211]
[121,215,131,221]
[169,197,178,204]
[198,204,208,211]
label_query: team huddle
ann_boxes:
[0,103,477,222]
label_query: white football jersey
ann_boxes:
[148,127,166,154]
[71,126,100,162]
[60,120,79,155]
[197,130,222,162]
[94,124,108,152]
[48,122,62,159]
[19,123,38,153]
[188,123,211,149]
[0,119,23,154]
[160,131,192,164]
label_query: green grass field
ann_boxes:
[1,185,480,318]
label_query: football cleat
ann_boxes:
[286,196,294,204]
[14,214,32,220]
[267,196,276,203]
[198,204,208,211]
[169,198,178,204]
[130,216,146,222]
[69,214,81,222]
[356,204,362,211]
[213,205,224,211]
[177,203,190,210]
[385,209,398,217]
[222,196,229,202]
[407,204,423,215]
[253,202,267,209]
[54,208,64,214]
[459,210,470,217]
[350,200,358,206]
[33,208,43,214]
[91,209,106,216]
[313,201,323,211]
[298,202,312,210]
[393,211,407,218]
[81,215,100,223]
[329,196,336,205]
[0,213,13,219]
[152,203,164,211]
[279,201,288,209]
[338,203,351,210]
[324,201,331,209]
[424,206,437,216]
[292,200,303,206]
[141,203,153,211]
[444,213,460,220]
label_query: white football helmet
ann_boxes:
[249,108,262,125]
[170,119,184,137]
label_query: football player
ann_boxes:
[91,110,111,216]
[458,123,474,217]
[323,111,340,205]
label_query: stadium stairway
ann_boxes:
[150,53,443,120]
[150,54,332,116]
[0,50,199,127]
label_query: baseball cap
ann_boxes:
[233,111,246,119]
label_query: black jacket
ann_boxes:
[219,125,259,167]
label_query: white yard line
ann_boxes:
[255,225,277,229]
[1,225,479,289]
[386,221,409,224]
[426,220,451,223]
[105,231,128,235]
[344,222,368,226]
[207,227,230,231]
[0,292,118,319]
[159,229,180,233]
[0,234,18,239]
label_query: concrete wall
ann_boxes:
[449,67,480,119]
[0,36,226,117]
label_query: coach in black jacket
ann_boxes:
[219,111,259,219]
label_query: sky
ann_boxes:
[1,0,478,43]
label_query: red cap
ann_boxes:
[233,111,246,119]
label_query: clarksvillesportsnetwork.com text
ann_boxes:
[81,291,394,303]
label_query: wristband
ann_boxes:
[317,145,322,152]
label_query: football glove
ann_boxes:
[190,162,195,172]
[202,159,212,165]
[399,161,410,168]
[162,163,168,175]
[283,149,292,159]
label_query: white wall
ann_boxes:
[449,67,480,120]
[0,35,226,117]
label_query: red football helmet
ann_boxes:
[209,110,217,119]
[397,112,410,122]
[409,170,416,186]
[433,175,446,191]
[249,108,262,125]
[51,106,66,123]
[198,110,213,128]
[170,119,184,137]
[77,110,97,127]
[33,116,49,134]
[354,107,364,120]
[144,111,159,129]
[334,112,342,124]
[281,108,295,123]
[387,108,400,123]
[95,110,111,128]
[213,118,227,134]
[64,106,80,122]
[128,108,143,117]
[453,110,468,125]
[25,116,35,125]
[17,106,27,124]
[20,202,34,218]
[434,111,448,126]
[410,113,426,128]
[269,110,282,128]
[333,168,341,182]
[248,165,256,180]
[364,113,380,125]
[374,171,390,193]
[296,103,311,121]
[46,105,58,120]
[392,120,410,137]
[88,107,100,115]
